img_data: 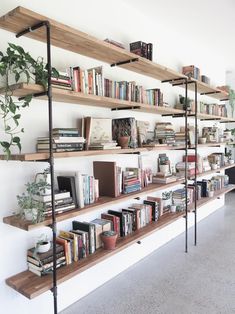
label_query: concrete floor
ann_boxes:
[60,192,235,314]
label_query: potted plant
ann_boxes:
[229,88,235,118]
[34,234,51,254]
[17,176,50,223]
[225,150,234,164]
[179,94,192,110]
[0,43,58,159]
[100,230,118,250]
[117,130,130,149]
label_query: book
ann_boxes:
[27,243,64,260]
[93,161,118,198]
[101,213,121,237]
[144,200,159,222]
[90,218,112,249]
[33,191,70,203]
[147,196,163,216]
[112,117,138,149]
[27,250,65,266]
[72,221,96,254]
[57,176,78,207]
[107,210,125,237]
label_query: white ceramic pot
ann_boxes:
[211,164,217,170]
[170,205,177,213]
[198,137,206,144]
[37,241,51,253]
[24,208,37,221]
[229,159,234,164]
[208,191,214,198]
[159,164,169,174]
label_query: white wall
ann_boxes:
[0,1,231,313]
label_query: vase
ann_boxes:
[24,208,38,221]
[100,232,118,250]
[37,241,51,253]
[118,136,130,149]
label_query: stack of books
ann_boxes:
[51,71,72,90]
[88,140,119,150]
[122,168,141,194]
[155,122,175,145]
[129,41,153,60]
[176,161,197,177]
[36,128,85,152]
[152,173,177,184]
[27,243,66,276]
[33,190,76,217]
[172,188,187,211]
[175,131,186,146]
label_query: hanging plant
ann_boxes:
[0,43,58,159]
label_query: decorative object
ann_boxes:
[170,205,177,213]
[211,163,217,170]
[17,174,50,223]
[0,43,58,158]
[35,234,51,253]
[118,135,130,149]
[198,137,207,144]
[208,190,214,198]
[100,230,118,250]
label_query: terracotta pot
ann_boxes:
[118,136,130,149]
[100,232,118,250]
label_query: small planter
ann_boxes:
[211,163,217,170]
[118,136,130,149]
[100,231,118,250]
[37,241,51,253]
[198,137,207,144]
[229,159,234,164]
[170,205,177,213]
[24,208,38,221]
[208,190,214,198]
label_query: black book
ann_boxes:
[72,221,96,254]
[197,181,208,197]
[107,210,125,237]
[147,43,153,61]
[57,176,78,207]
[144,200,159,222]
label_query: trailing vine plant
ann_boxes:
[0,43,58,158]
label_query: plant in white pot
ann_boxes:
[34,234,51,254]
[17,176,50,223]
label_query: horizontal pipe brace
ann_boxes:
[16,20,50,38]
[200,91,220,95]
[111,106,140,111]
[18,91,48,101]
[111,58,138,67]
[161,77,187,84]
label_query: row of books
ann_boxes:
[154,122,175,145]
[199,103,227,117]
[51,71,72,90]
[104,79,163,105]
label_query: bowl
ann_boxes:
[198,137,207,144]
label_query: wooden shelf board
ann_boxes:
[0,83,185,116]
[0,144,187,161]
[5,211,184,299]
[5,184,235,299]
[3,180,184,231]
[189,164,235,180]
[172,79,229,101]
[0,7,185,82]
[188,185,235,212]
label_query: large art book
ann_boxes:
[112,117,138,148]
[93,161,118,198]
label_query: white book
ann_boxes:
[56,171,84,208]
[33,191,70,202]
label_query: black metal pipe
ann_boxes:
[17,20,58,314]
[185,79,188,253]
[111,58,138,67]
[18,91,48,101]
[194,82,198,246]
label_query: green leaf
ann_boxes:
[0,141,10,148]
[8,43,17,50]
[15,72,20,82]
[16,141,22,152]
[24,94,32,102]
[5,125,11,131]
[9,100,16,114]
[13,136,20,143]
[21,128,24,133]
[14,114,21,120]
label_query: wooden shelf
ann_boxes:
[0,144,187,161]
[172,78,229,101]
[3,180,185,231]
[0,7,185,82]
[5,184,235,299]
[0,82,185,115]
[5,211,184,299]
[189,164,235,180]
[188,184,235,212]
